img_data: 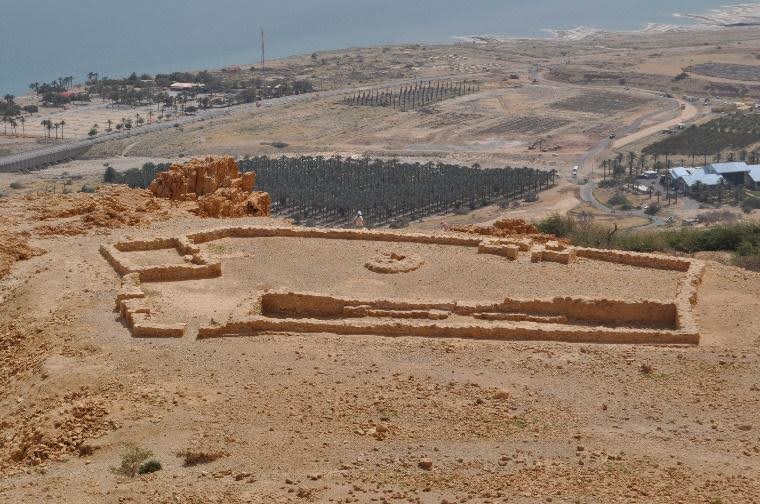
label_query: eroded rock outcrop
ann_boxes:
[149,156,271,218]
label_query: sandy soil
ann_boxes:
[0,157,177,196]
[0,193,758,502]
[3,26,760,502]
[129,235,682,329]
[83,80,658,173]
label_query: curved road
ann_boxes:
[3,69,701,230]
[569,88,701,227]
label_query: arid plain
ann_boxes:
[1,25,760,504]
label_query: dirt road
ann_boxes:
[611,98,700,149]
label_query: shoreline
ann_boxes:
[7,3,760,99]
[454,3,760,43]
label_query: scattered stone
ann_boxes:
[493,389,511,400]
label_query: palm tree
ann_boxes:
[53,122,60,140]
[19,116,25,135]
[59,119,65,139]
[627,151,636,176]
[1,116,7,136]
[106,119,112,132]
[40,119,52,139]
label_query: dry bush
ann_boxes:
[176,449,227,467]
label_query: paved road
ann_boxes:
[0,75,483,172]
[562,84,702,227]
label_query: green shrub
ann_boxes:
[741,196,760,213]
[644,203,661,215]
[111,444,154,477]
[667,224,757,253]
[103,166,117,183]
[137,460,162,474]
[80,184,96,193]
[735,253,760,271]
[612,230,669,252]
[607,193,630,207]
[536,216,760,272]
[537,213,575,237]
[9,181,24,190]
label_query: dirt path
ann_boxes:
[612,99,699,149]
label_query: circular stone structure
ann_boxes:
[365,252,424,274]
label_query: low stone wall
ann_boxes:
[261,291,677,329]
[530,246,575,264]
[100,244,132,276]
[114,238,180,252]
[186,226,483,247]
[456,297,677,329]
[674,260,707,334]
[261,291,458,319]
[100,238,222,283]
[478,241,519,260]
[136,262,221,282]
[574,247,692,272]
[104,224,705,345]
[197,316,698,345]
[344,306,450,320]
[116,277,185,338]
[473,313,568,323]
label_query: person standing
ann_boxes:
[353,211,365,228]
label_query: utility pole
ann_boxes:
[260,28,265,71]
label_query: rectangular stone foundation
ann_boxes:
[102,225,706,345]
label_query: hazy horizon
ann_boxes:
[0,0,740,95]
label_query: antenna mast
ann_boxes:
[260,28,265,71]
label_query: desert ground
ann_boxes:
[0,182,759,503]
[2,24,760,504]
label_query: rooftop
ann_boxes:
[681,173,725,187]
[747,165,760,183]
[706,162,751,174]
[670,167,691,179]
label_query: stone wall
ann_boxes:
[103,224,706,345]
[260,291,678,330]
[197,316,698,345]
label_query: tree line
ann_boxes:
[343,80,479,111]
[643,112,760,157]
[82,71,313,111]
[238,156,556,227]
[1,94,36,138]
[103,162,171,188]
[102,156,556,228]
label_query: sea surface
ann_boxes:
[0,0,748,95]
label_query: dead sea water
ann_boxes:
[0,0,749,95]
